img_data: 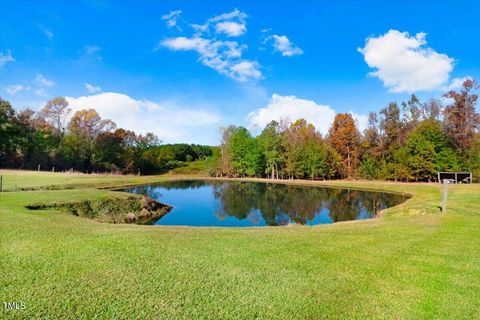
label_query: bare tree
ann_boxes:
[39,97,71,136]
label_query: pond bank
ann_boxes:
[26,195,171,224]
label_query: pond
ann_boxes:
[122,180,408,227]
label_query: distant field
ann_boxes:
[1,170,479,319]
[0,169,167,191]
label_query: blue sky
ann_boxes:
[1,0,479,144]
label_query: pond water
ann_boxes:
[122,180,408,227]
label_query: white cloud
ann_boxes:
[248,94,336,135]
[160,9,261,82]
[215,21,246,37]
[161,36,209,51]
[83,45,101,54]
[0,51,15,68]
[34,88,48,97]
[248,94,368,135]
[358,29,454,93]
[209,9,247,37]
[161,10,182,28]
[5,85,30,95]
[443,76,472,91]
[65,92,220,142]
[38,24,54,40]
[229,61,262,81]
[35,74,55,87]
[161,36,261,81]
[208,9,247,23]
[271,35,303,57]
[84,83,102,94]
[191,23,209,34]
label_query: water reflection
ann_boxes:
[123,180,408,227]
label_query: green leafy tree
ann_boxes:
[284,119,318,179]
[466,133,480,182]
[410,119,462,172]
[0,99,19,165]
[406,133,436,181]
[361,112,382,161]
[358,158,381,180]
[258,120,286,179]
[245,138,265,177]
[93,130,126,171]
[58,133,88,169]
[303,139,328,179]
[387,147,412,182]
[218,125,237,176]
[228,127,264,177]
[380,102,402,162]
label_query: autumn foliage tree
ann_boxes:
[62,109,117,170]
[443,79,480,153]
[327,113,360,178]
[39,96,71,136]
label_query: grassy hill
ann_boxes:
[1,170,479,319]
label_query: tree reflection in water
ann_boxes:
[124,180,408,226]
[211,181,406,225]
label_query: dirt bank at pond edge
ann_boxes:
[26,196,172,224]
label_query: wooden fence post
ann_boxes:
[441,179,448,213]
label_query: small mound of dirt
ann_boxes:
[26,196,172,224]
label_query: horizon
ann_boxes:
[1,1,479,145]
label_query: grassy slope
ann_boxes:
[0,170,479,319]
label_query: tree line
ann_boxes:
[211,80,480,182]
[1,79,479,181]
[0,97,213,174]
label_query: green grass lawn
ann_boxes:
[1,170,479,319]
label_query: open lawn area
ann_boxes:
[1,170,480,319]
